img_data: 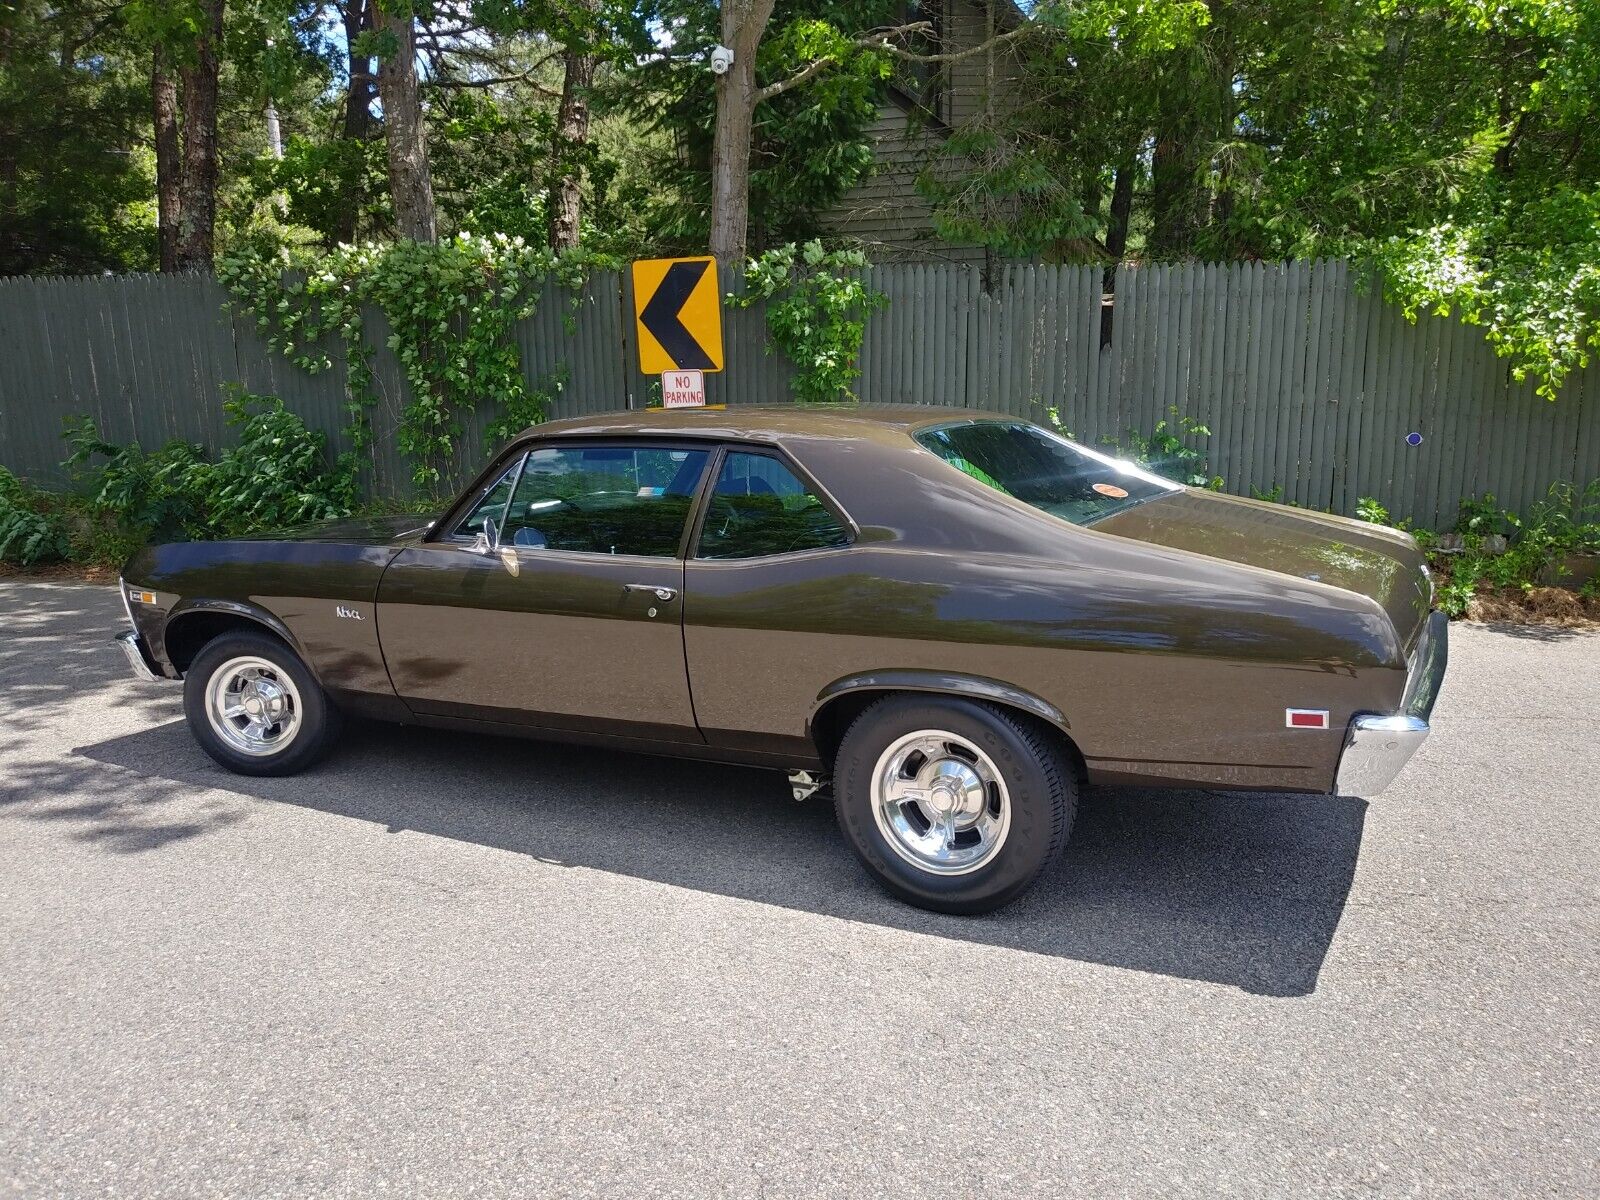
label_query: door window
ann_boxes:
[497,444,710,557]
[456,456,525,538]
[696,451,851,559]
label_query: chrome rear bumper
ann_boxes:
[115,630,162,683]
[1335,611,1449,796]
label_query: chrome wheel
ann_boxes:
[204,655,303,757]
[871,729,1011,876]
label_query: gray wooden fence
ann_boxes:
[2,261,1596,528]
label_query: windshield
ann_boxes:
[914,420,1179,526]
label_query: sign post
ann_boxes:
[630,256,724,377]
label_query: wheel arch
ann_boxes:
[162,600,310,678]
[807,670,1085,781]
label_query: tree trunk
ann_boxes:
[1149,133,1198,259]
[152,47,182,271]
[173,0,224,272]
[335,0,375,244]
[375,1,436,242]
[980,0,1000,291]
[342,0,375,140]
[708,0,774,265]
[1105,160,1134,263]
[1150,0,1233,259]
[548,7,598,252]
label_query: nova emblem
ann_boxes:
[335,606,364,621]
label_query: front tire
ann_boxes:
[182,630,340,777]
[834,695,1076,914]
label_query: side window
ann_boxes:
[697,451,851,560]
[499,444,709,557]
[455,455,525,538]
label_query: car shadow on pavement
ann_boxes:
[62,717,1367,998]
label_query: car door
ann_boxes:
[376,439,712,742]
[682,447,858,758]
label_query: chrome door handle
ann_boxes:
[625,583,677,602]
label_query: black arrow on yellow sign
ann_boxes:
[638,260,716,370]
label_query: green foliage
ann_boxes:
[1355,496,1389,525]
[62,418,210,547]
[0,469,71,566]
[1423,482,1600,614]
[733,241,886,404]
[219,234,613,490]
[60,392,356,555]
[485,368,569,446]
[1453,492,1508,539]
[1435,577,1478,618]
[244,136,391,247]
[932,0,1599,398]
[1373,190,1600,400]
[200,392,358,535]
[613,1,895,252]
[0,0,156,275]
[1357,2,1600,399]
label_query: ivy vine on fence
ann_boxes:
[218,233,613,491]
[731,240,886,404]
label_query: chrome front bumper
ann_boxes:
[115,630,162,682]
[1335,611,1449,796]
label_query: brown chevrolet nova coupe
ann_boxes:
[117,406,1447,913]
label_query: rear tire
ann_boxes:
[182,630,341,777]
[833,695,1076,914]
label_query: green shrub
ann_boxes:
[1436,577,1478,617]
[1453,492,1510,540]
[62,419,209,547]
[0,468,70,566]
[1355,496,1390,524]
[1424,480,1600,614]
[60,391,356,555]
[197,393,358,537]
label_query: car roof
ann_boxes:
[520,404,1029,444]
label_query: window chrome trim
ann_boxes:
[445,453,527,543]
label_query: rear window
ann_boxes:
[915,420,1177,526]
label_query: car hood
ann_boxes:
[248,513,436,544]
[1094,489,1433,655]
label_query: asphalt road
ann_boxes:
[1,580,1596,1198]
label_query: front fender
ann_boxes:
[160,598,315,680]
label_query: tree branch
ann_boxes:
[866,21,1036,65]
[754,54,841,102]
[753,18,1040,105]
[424,67,562,96]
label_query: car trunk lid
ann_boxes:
[1093,489,1433,655]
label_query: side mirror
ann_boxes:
[471,517,501,556]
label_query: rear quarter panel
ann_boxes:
[684,537,1406,792]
